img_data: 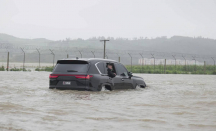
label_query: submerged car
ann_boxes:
[49,58,146,91]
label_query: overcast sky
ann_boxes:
[0,0,216,40]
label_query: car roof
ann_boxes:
[58,58,118,62]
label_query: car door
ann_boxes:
[115,63,133,89]
[105,62,123,89]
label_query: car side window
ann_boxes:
[96,62,105,74]
[115,63,128,75]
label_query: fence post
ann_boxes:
[128,53,132,72]
[20,48,25,71]
[204,61,206,74]
[151,54,155,73]
[49,49,55,67]
[211,57,215,71]
[116,53,120,62]
[91,51,95,58]
[182,55,186,73]
[192,56,196,73]
[7,52,9,71]
[78,50,82,58]
[36,48,40,68]
[172,55,176,71]
[139,53,144,73]
[164,59,166,74]
[65,50,69,58]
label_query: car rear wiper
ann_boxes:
[67,70,78,72]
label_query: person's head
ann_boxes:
[107,64,113,70]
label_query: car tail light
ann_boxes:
[49,74,92,79]
[49,74,58,79]
[75,75,93,79]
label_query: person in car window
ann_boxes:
[107,63,116,78]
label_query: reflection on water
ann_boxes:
[0,72,216,131]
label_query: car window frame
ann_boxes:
[95,62,106,74]
[114,63,129,76]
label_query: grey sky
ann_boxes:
[0,0,216,40]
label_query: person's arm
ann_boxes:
[108,69,116,78]
[112,70,116,75]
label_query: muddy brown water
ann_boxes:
[0,72,216,131]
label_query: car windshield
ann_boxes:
[53,60,89,73]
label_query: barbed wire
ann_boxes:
[0,43,216,66]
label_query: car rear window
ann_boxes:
[53,60,89,73]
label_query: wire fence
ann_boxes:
[0,46,215,74]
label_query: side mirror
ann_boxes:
[120,73,125,76]
[128,72,133,78]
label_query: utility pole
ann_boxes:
[91,51,95,58]
[139,53,144,73]
[172,55,177,71]
[182,55,187,73]
[100,40,109,59]
[49,49,55,67]
[151,54,155,73]
[211,57,215,71]
[128,53,132,72]
[36,48,40,68]
[20,48,25,71]
[78,50,82,58]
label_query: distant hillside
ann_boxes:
[0,33,52,47]
[47,36,216,56]
[0,33,216,56]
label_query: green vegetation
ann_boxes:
[0,66,5,71]
[125,65,216,75]
[35,65,216,75]
[1,64,216,75]
[35,66,54,72]
[10,67,31,72]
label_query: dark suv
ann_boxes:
[49,58,146,91]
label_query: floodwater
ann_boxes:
[0,72,216,131]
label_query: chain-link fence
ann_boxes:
[0,46,215,74]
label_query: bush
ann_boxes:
[0,66,5,71]
[147,70,152,74]
[166,71,172,74]
[172,70,178,74]
[10,67,27,71]
[35,66,54,72]
[212,70,216,75]
[154,70,161,74]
